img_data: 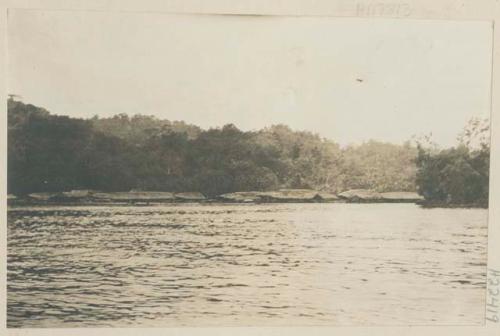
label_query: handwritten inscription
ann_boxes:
[357,2,412,17]
[487,268,500,323]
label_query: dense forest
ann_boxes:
[7,99,490,206]
[415,118,490,207]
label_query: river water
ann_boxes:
[7,203,488,327]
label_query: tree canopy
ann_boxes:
[8,99,489,206]
[415,118,490,207]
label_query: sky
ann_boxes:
[7,10,493,147]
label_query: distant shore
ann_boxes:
[415,200,488,209]
[6,189,436,205]
[7,189,488,208]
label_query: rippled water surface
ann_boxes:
[7,203,487,327]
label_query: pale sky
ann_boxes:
[7,10,493,147]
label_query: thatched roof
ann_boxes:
[316,191,339,201]
[261,189,319,200]
[338,189,423,202]
[338,189,382,201]
[174,192,206,200]
[218,191,263,202]
[219,189,336,202]
[92,191,175,201]
[61,190,94,198]
[28,192,59,201]
[380,192,423,201]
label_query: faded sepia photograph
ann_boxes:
[6,9,493,327]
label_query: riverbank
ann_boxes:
[416,200,488,209]
[7,189,432,205]
[8,189,487,208]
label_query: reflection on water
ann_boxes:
[7,203,487,327]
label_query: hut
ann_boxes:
[259,189,320,202]
[379,192,424,203]
[316,191,339,202]
[218,191,264,203]
[27,192,59,202]
[338,189,383,202]
[61,190,94,199]
[92,191,175,203]
[174,192,206,201]
[218,189,335,203]
[54,190,96,202]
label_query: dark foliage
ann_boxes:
[12,99,473,199]
[415,118,490,207]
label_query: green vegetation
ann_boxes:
[7,99,490,206]
[415,118,490,207]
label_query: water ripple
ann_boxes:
[7,203,487,327]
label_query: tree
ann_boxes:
[8,99,439,200]
[415,117,490,207]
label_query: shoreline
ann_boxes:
[6,189,487,208]
[7,199,488,209]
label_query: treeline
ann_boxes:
[8,99,490,206]
[8,99,418,197]
[415,118,490,207]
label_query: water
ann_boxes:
[7,203,487,327]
